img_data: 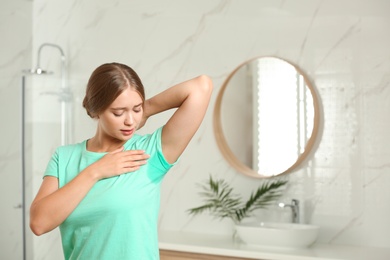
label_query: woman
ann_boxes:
[29,62,213,259]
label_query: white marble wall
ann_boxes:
[2,0,390,259]
[0,1,32,259]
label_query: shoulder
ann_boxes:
[55,140,86,158]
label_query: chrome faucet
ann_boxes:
[278,199,300,223]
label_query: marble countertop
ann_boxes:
[159,230,390,260]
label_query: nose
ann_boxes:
[124,112,134,125]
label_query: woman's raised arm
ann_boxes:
[143,75,213,164]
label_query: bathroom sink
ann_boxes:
[235,221,319,248]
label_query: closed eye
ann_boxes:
[111,108,125,117]
[133,103,143,113]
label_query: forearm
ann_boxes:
[30,166,99,236]
[144,75,211,118]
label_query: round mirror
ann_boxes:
[213,56,320,178]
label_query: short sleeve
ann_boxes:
[126,126,180,182]
[44,148,60,178]
[153,126,180,170]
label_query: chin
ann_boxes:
[119,134,134,141]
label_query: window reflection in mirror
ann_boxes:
[214,57,320,178]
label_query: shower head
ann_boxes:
[22,43,67,89]
[22,68,53,75]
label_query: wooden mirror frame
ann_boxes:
[213,56,320,178]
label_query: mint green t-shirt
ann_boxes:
[44,127,175,260]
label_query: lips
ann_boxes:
[120,129,134,136]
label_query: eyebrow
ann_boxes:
[111,103,143,110]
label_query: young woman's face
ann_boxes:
[98,87,143,142]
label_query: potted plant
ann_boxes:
[188,175,288,224]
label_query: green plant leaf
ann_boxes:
[187,175,288,223]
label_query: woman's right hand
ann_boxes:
[90,147,149,180]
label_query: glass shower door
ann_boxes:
[0,76,25,259]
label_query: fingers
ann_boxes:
[121,150,149,161]
[116,150,149,170]
[109,148,147,157]
[123,162,144,172]
[96,149,150,178]
[110,149,150,162]
[123,156,149,170]
[121,150,147,155]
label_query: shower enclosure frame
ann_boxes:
[21,42,72,260]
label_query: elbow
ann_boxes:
[29,209,49,236]
[196,75,213,94]
[30,220,45,236]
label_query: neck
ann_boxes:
[87,131,126,153]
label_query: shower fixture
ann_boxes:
[23,43,66,87]
[22,67,53,75]
[22,42,72,145]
